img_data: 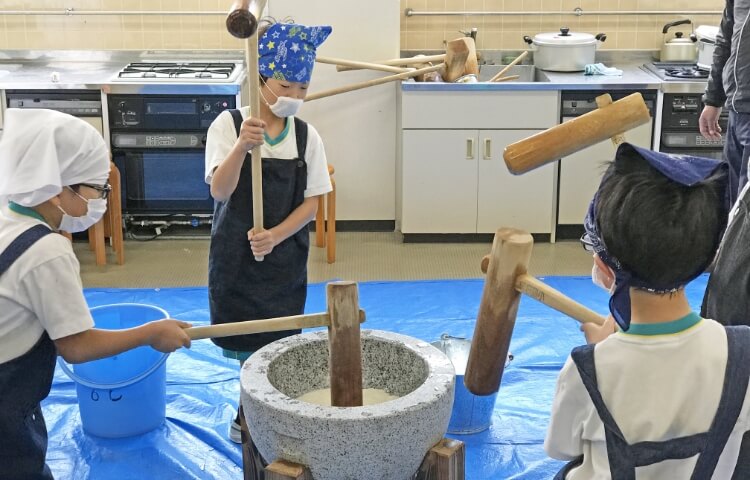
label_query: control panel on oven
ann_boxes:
[108,95,235,131]
[660,93,727,151]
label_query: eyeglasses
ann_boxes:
[580,233,595,253]
[78,183,112,200]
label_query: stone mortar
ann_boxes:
[241,329,455,480]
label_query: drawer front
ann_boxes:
[402,90,559,129]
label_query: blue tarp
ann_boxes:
[45,275,711,479]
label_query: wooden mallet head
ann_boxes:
[226,0,264,39]
[464,228,534,396]
[442,37,479,82]
[503,92,651,175]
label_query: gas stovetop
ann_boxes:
[113,62,243,83]
[642,62,709,81]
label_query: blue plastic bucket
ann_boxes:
[58,303,170,438]
[431,334,511,435]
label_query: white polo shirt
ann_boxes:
[0,206,93,363]
[204,107,332,198]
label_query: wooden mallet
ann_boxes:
[464,228,606,396]
[503,92,651,175]
[305,37,479,101]
[186,281,364,407]
[226,0,267,262]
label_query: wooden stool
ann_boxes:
[314,164,336,264]
[87,162,125,266]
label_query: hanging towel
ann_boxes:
[583,63,623,76]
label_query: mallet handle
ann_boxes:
[489,51,528,82]
[336,54,446,71]
[480,255,605,325]
[516,274,605,325]
[185,310,366,340]
[305,64,442,102]
[317,56,414,74]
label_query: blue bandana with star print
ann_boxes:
[258,23,332,84]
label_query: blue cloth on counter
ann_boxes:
[44,276,709,479]
[583,63,623,76]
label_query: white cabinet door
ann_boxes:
[557,120,654,225]
[476,130,556,234]
[402,129,478,233]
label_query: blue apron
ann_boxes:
[208,111,309,352]
[0,224,55,479]
[555,326,750,480]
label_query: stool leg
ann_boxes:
[91,220,106,266]
[326,179,336,264]
[315,195,326,248]
[109,163,125,265]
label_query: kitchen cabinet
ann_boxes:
[400,90,559,236]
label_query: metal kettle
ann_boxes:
[660,19,698,62]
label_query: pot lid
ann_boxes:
[533,27,597,46]
[695,25,719,42]
[666,32,696,44]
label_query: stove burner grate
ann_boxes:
[118,62,236,79]
[664,66,709,80]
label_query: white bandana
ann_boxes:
[0,109,109,207]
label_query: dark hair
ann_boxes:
[595,150,725,287]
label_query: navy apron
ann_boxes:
[0,224,55,480]
[555,326,750,480]
[208,111,309,352]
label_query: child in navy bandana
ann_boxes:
[204,19,333,443]
[544,144,750,479]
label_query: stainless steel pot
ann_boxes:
[696,25,719,71]
[660,19,698,62]
[523,27,606,72]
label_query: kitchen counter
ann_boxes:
[401,50,675,92]
[0,50,246,94]
[402,63,661,92]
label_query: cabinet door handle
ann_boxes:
[466,138,474,159]
[483,138,492,160]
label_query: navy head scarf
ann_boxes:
[583,143,728,330]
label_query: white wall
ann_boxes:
[269,0,401,222]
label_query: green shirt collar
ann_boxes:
[621,311,702,336]
[264,117,291,146]
[8,202,48,224]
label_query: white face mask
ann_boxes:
[591,264,615,293]
[260,80,304,118]
[57,187,107,233]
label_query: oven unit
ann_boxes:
[108,94,235,224]
[642,62,726,159]
[107,59,244,231]
[660,93,727,159]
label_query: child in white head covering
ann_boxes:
[0,109,192,479]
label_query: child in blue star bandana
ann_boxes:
[204,19,333,443]
[544,144,750,478]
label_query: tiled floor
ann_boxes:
[76,232,593,288]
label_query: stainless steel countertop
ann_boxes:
[0,49,709,95]
[400,50,705,93]
[402,63,662,91]
[0,50,246,94]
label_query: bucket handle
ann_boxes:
[90,389,124,402]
